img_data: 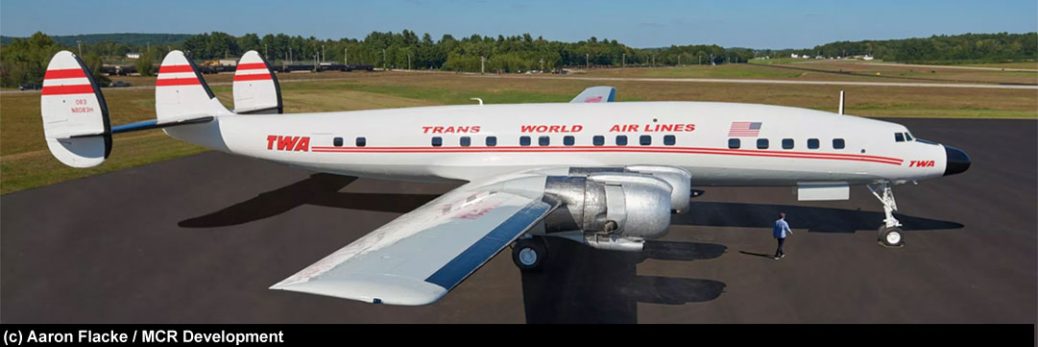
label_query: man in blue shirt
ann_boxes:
[773,212,792,260]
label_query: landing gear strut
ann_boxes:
[512,236,547,271]
[868,182,904,248]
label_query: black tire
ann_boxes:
[878,226,905,247]
[511,238,547,271]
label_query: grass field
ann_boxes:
[961,62,1038,70]
[2,70,1036,194]
[590,59,1038,85]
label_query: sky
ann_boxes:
[1,0,1035,49]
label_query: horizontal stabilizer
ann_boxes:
[110,116,215,134]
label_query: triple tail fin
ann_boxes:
[233,50,282,114]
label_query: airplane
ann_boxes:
[38,50,970,305]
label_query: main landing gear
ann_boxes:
[868,182,904,248]
[512,236,547,271]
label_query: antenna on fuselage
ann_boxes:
[838,90,845,115]
[469,97,484,105]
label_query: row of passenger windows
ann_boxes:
[431,135,679,147]
[728,138,845,150]
[331,135,847,150]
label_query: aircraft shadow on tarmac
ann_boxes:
[520,238,727,323]
[181,174,965,234]
[674,201,965,233]
[177,174,963,323]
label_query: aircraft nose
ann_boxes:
[944,145,971,176]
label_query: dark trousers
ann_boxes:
[774,238,786,257]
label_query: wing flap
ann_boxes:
[271,181,554,305]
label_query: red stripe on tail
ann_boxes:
[236,63,269,71]
[41,84,94,95]
[155,78,200,86]
[44,68,87,79]
[233,73,272,81]
[158,65,195,73]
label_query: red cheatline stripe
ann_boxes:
[233,73,272,81]
[44,68,87,79]
[236,63,268,70]
[155,78,200,86]
[158,65,195,73]
[307,146,903,165]
[41,84,94,95]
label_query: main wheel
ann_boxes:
[878,226,905,247]
[512,238,547,271]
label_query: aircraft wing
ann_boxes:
[570,86,616,103]
[270,174,556,305]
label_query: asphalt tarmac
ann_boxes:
[2,118,1034,323]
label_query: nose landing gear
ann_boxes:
[869,182,905,248]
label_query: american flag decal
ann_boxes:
[728,121,762,137]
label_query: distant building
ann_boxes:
[126,52,141,59]
[790,53,800,58]
[863,55,874,61]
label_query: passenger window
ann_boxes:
[485,136,497,147]
[593,135,605,146]
[833,138,845,149]
[640,135,652,146]
[664,135,676,146]
[356,137,366,147]
[807,138,819,149]
[782,138,793,150]
[431,137,442,147]
[460,136,471,147]
[616,135,628,146]
[538,136,550,146]
[895,133,905,142]
[757,138,769,149]
[333,137,343,147]
[728,138,741,149]
[520,136,531,146]
[563,136,575,146]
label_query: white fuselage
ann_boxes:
[167,101,949,186]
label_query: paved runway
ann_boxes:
[2,118,1034,323]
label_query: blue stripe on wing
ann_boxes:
[424,201,552,290]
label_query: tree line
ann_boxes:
[771,32,1036,63]
[2,30,1035,87]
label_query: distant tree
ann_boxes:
[81,53,110,86]
[136,49,155,76]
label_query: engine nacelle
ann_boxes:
[542,173,672,239]
[569,166,692,214]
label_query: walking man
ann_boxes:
[773,212,792,260]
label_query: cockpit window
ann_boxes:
[895,133,905,142]
[905,132,914,141]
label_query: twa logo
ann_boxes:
[266,135,310,152]
[909,160,935,168]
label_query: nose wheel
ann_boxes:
[512,237,547,271]
[869,182,906,248]
[878,226,904,247]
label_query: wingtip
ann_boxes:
[267,275,448,306]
